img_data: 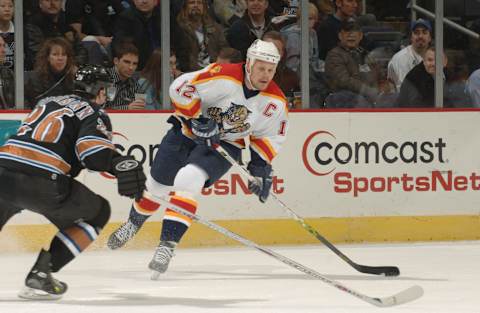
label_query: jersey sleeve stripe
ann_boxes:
[250,137,277,163]
[172,99,201,118]
[75,138,116,161]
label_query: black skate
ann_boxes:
[149,241,176,280]
[18,249,68,300]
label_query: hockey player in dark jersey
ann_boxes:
[0,64,146,300]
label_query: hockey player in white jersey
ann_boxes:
[108,39,289,277]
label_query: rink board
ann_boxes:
[1,110,480,251]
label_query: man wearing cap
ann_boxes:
[324,19,379,107]
[387,18,432,91]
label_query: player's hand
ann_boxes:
[247,163,273,203]
[112,155,146,200]
[191,117,220,148]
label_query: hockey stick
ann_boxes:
[216,145,400,277]
[147,191,423,307]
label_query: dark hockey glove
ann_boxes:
[247,163,273,203]
[112,155,146,200]
[191,117,220,148]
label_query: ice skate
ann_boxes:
[149,241,176,280]
[107,220,139,249]
[18,249,67,300]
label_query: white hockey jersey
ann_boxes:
[169,63,289,164]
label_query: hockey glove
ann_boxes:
[247,163,273,203]
[112,155,146,200]
[191,117,220,148]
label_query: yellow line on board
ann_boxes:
[1,215,480,252]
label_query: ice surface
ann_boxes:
[1,241,479,313]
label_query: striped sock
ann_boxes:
[161,195,198,243]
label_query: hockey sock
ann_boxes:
[129,196,161,227]
[160,195,198,243]
[49,221,99,272]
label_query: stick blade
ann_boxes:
[369,285,424,307]
[355,265,400,276]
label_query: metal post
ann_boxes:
[300,0,309,108]
[411,0,417,21]
[14,0,24,109]
[434,0,444,108]
[161,0,171,109]
[362,0,366,15]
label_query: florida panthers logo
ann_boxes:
[207,103,251,134]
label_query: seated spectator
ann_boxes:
[281,2,328,107]
[387,18,432,91]
[65,0,128,66]
[0,35,14,109]
[24,0,88,70]
[215,47,243,64]
[466,69,480,107]
[137,48,180,110]
[106,41,144,110]
[324,20,380,108]
[212,0,246,27]
[0,0,13,70]
[24,37,76,108]
[262,30,300,108]
[227,0,275,58]
[112,0,161,70]
[316,0,358,60]
[174,0,228,72]
[397,46,447,108]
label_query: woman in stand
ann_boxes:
[25,37,77,108]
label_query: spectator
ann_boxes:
[215,47,243,64]
[106,41,144,110]
[324,19,380,107]
[137,48,180,110]
[212,0,246,27]
[24,0,88,70]
[387,18,432,91]
[397,46,447,108]
[227,0,275,58]
[174,0,228,72]
[466,69,480,107]
[281,2,328,107]
[65,0,128,66]
[262,30,300,108]
[316,0,358,60]
[0,35,14,109]
[112,0,161,69]
[24,37,76,108]
[0,0,13,70]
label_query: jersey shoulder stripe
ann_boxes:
[191,63,244,86]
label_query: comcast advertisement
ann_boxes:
[2,110,480,223]
[287,111,480,217]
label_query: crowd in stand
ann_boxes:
[0,0,480,109]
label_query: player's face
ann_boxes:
[249,59,277,90]
[114,53,139,80]
[48,44,68,74]
[95,88,107,106]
